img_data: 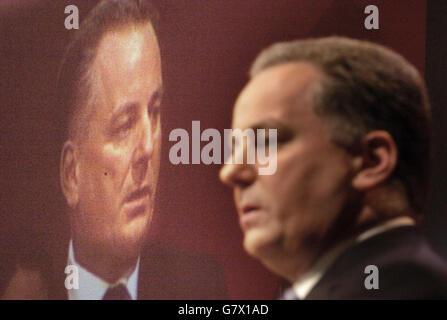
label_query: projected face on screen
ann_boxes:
[60,24,162,270]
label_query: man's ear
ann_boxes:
[60,141,80,208]
[351,131,398,191]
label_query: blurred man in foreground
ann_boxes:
[220,36,447,299]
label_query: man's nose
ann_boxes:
[132,118,155,184]
[219,161,257,188]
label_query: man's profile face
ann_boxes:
[73,24,162,259]
[220,62,358,272]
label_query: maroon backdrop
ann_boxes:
[0,0,428,299]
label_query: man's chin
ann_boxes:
[124,216,149,241]
[112,216,150,256]
[110,234,144,261]
[126,210,150,230]
[243,229,279,259]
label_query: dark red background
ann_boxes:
[1,0,437,299]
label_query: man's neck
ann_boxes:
[264,205,416,285]
[71,238,139,284]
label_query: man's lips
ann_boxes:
[123,185,152,219]
[239,205,263,230]
[241,205,260,214]
[125,185,152,203]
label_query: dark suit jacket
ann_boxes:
[301,226,447,299]
[46,240,227,300]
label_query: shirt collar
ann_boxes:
[292,216,416,299]
[67,240,140,300]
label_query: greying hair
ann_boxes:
[250,37,432,213]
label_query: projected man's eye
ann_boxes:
[115,116,134,134]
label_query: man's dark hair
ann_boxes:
[250,36,432,213]
[57,0,159,143]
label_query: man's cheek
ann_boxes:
[102,144,131,181]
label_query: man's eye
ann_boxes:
[119,120,132,131]
[255,136,269,149]
[114,116,135,135]
[272,129,292,145]
[254,133,274,146]
[277,134,293,145]
[253,130,288,152]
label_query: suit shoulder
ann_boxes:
[309,227,447,299]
